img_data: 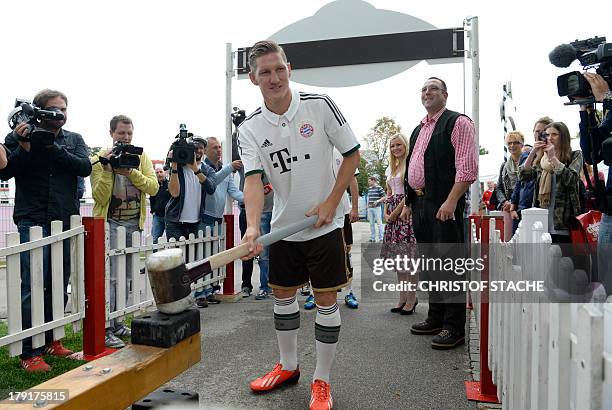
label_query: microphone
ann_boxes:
[549,44,578,67]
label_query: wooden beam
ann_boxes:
[0,333,201,410]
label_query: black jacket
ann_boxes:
[0,129,91,225]
[150,179,171,217]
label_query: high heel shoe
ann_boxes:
[390,303,406,313]
[400,299,418,315]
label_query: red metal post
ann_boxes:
[465,215,500,403]
[466,215,481,310]
[82,217,116,361]
[222,214,235,295]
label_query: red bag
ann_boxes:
[570,210,602,253]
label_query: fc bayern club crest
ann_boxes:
[299,123,314,138]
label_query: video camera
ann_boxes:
[549,36,612,102]
[231,107,246,128]
[164,124,196,170]
[99,142,143,169]
[7,98,65,146]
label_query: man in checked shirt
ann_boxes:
[401,77,478,350]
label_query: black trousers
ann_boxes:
[239,207,254,290]
[412,195,466,335]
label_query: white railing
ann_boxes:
[0,216,85,357]
[482,208,612,409]
[104,222,227,326]
[0,219,226,357]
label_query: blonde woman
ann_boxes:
[382,134,418,314]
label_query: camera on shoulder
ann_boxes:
[549,36,612,103]
[164,124,197,169]
[7,98,64,146]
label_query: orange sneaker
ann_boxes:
[20,355,51,372]
[249,363,300,392]
[310,379,333,410]
[44,340,74,357]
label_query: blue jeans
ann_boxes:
[151,214,165,244]
[108,219,139,332]
[367,206,383,241]
[18,219,71,359]
[599,214,612,295]
[259,212,272,292]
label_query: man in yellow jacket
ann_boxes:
[90,115,158,348]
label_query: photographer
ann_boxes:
[90,115,158,348]
[165,137,216,242]
[578,73,612,293]
[150,168,170,243]
[0,89,91,372]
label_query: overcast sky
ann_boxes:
[1,0,610,178]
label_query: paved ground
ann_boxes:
[162,222,476,409]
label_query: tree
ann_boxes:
[362,116,401,188]
[479,145,489,155]
[88,146,103,157]
[356,157,369,195]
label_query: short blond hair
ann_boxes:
[248,40,288,73]
[505,131,524,144]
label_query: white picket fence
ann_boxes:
[475,208,612,409]
[0,216,85,357]
[106,223,227,324]
[0,218,226,357]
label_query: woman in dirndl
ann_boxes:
[382,133,418,315]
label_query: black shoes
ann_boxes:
[410,320,442,335]
[400,299,418,315]
[390,302,406,313]
[431,329,465,350]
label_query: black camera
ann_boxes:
[165,124,195,168]
[231,107,246,127]
[99,142,143,169]
[537,130,549,143]
[7,98,65,146]
[549,37,612,102]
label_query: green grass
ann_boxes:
[0,316,133,400]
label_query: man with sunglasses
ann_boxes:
[1,89,91,372]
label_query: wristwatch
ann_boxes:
[194,169,202,176]
[171,169,179,174]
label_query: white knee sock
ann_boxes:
[274,295,299,371]
[313,303,341,383]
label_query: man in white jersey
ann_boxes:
[239,40,360,410]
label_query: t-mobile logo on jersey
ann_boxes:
[269,148,311,174]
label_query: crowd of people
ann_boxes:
[1,38,610,410]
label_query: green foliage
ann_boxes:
[356,158,369,195]
[363,116,402,190]
[479,145,489,155]
[88,146,103,157]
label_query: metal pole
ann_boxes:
[223,43,237,297]
[224,42,235,215]
[466,16,480,217]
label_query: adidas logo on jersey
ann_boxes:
[261,139,273,148]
